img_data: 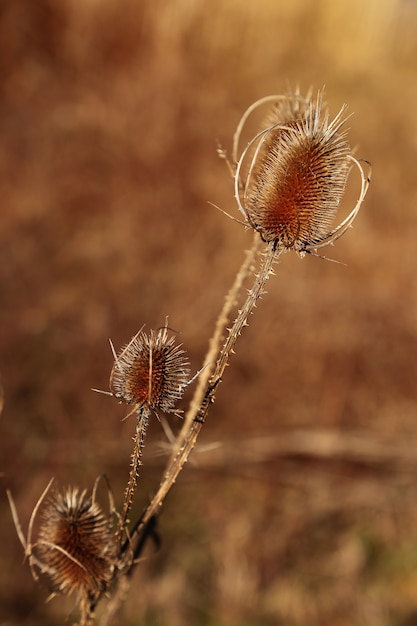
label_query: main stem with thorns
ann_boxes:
[130,241,280,546]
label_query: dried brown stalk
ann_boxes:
[134,238,278,534]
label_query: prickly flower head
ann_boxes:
[110,325,191,413]
[36,486,117,605]
[233,91,370,254]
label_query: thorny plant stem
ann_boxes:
[99,573,131,626]
[129,241,279,551]
[120,406,150,531]
[170,232,263,459]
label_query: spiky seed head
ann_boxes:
[235,91,366,253]
[245,94,350,250]
[35,486,116,605]
[263,92,311,138]
[110,326,191,413]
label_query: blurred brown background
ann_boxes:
[1,0,417,624]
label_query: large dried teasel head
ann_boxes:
[232,90,370,254]
[109,324,191,414]
[7,478,117,624]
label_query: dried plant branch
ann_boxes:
[107,324,191,534]
[98,573,131,626]
[122,241,280,562]
[170,231,262,459]
[186,429,417,471]
[120,406,150,528]
[7,478,56,582]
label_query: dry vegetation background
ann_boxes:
[1,0,417,624]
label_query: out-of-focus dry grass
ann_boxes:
[1,0,417,624]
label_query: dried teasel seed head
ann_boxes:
[234,90,370,254]
[110,325,191,413]
[35,486,117,606]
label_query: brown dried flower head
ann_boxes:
[233,90,370,254]
[110,325,191,413]
[35,485,117,607]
